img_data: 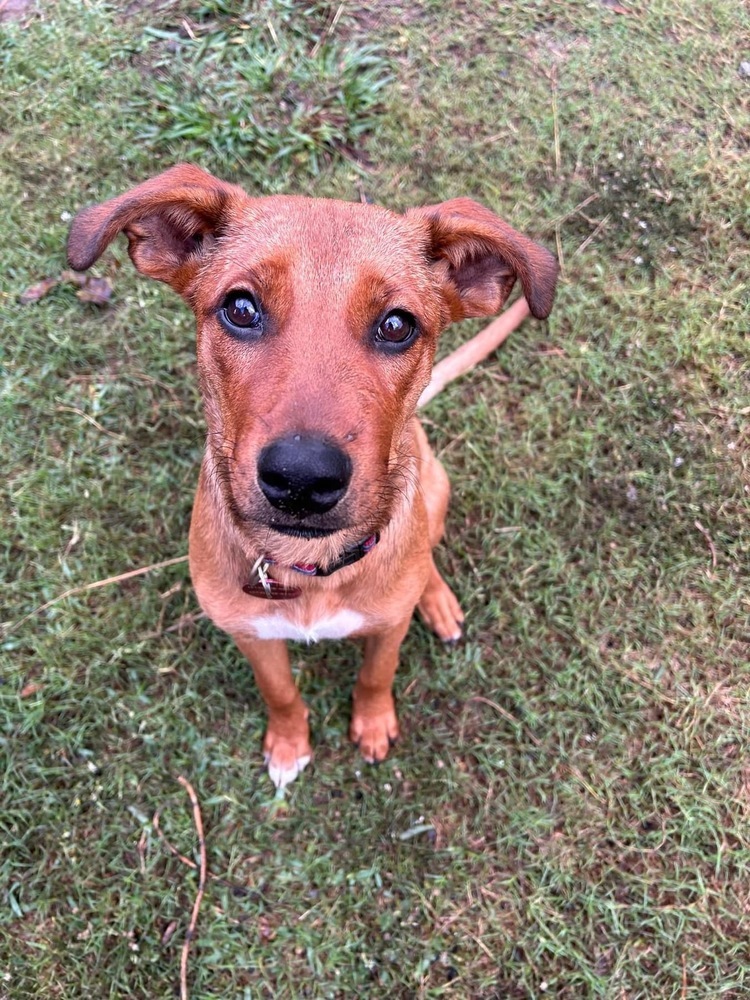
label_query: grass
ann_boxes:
[1,0,749,996]
[130,1,389,185]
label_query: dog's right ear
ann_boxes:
[67,164,243,295]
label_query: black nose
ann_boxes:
[257,435,352,517]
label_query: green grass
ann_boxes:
[130,1,389,185]
[1,0,749,997]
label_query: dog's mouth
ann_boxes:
[269,523,340,539]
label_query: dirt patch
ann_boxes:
[350,0,428,35]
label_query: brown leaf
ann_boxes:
[161,920,178,946]
[258,915,276,942]
[19,277,58,304]
[0,0,34,24]
[76,276,112,306]
[60,269,89,287]
[20,682,43,698]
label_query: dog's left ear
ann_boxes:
[408,197,558,321]
[67,164,244,295]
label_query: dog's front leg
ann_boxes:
[350,617,412,764]
[233,635,311,789]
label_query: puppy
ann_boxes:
[68,165,557,787]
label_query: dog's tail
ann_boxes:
[417,297,531,409]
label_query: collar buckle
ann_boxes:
[242,532,380,600]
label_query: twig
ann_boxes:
[552,84,561,175]
[573,214,610,257]
[694,520,718,570]
[177,776,207,1000]
[470,933,496,962]
[563,763,603,803]
[153,808,201,873]
[535,347,566,357]
[142,611,207,641]
[555,226,566,280]
[547,193,600,229]
[56,404,126,441]
[466,695,541,747]
[682,953,687,999]
[436,430,468,460]
[609,663,678,706]
[3,555,188,633]
[152,808,247,893]
[137,828,148,875]
[310,2,344,58]
[265,17,278,46]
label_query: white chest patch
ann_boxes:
[251,609,366,644]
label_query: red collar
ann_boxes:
[242,533,379,600]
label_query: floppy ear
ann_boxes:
[408,197,558,321]
[67,164,244,295]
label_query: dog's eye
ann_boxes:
[220,291,262,336]
[375,310,418,348]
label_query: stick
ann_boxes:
[574,214,610,257]
[310,1,344,57]
[177,776,207,1000]
[141,611,207,641]
[682,954,687,999]
[466,694,541,747]
[56,404,126,441]
[153,808,200,874]
[153,808,248,894]
[3,555,188,633]
[417,297,531,408]
[555,227,565,280]
[694,520,717,570]
[546,193,599,229]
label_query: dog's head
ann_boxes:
[68,165,557,562]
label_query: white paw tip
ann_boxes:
[267,753,311,789]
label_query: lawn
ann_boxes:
[1,1,749,997]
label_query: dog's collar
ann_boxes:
[242,533,380,600]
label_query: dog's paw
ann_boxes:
[263,731,312,789]
[350,704,400,764]
[418,575,464,643]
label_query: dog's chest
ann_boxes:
[248,607,366,644]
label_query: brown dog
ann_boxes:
[68,165,557,788]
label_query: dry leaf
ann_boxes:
[19,277,58,304]
[258,915,276,942]
[76,276,112,306]
[60,269,89,287]
[0,0,34,24]
[20,270,113,307]
[20,682,43,698]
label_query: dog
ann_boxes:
[67,164,557,788]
